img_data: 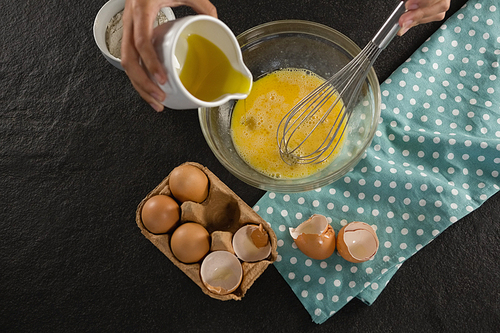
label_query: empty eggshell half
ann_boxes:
[289,214,336,260]
[232,224,271,262]
[336,221,379,263]
[200,251,243,295]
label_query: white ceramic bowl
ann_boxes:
[93,0,175,70]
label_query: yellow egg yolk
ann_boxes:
[231,68,346,179]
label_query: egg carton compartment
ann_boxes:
[136,161,278,301]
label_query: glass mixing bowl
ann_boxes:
[198,20,381,193]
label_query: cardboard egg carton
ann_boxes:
[136,162,278,300]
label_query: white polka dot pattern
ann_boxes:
[254,0,500,324]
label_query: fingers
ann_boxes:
[131,7,167,84]
[121,0,166,112]
[121,0,217,112]
[398,0,450,36]
[180,0,218,17]
[132,0,217,87]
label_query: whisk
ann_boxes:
[277,0,407,164]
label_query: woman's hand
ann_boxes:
[121,0,217,112]
[399,0,451,36]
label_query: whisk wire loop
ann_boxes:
[277,1,406,165]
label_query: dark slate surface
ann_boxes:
[1,0,499,332]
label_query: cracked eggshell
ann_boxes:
[233,224,271,262]
[200,251,243,295]
[337,221,379,263]
[289,214,336,260]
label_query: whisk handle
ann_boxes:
[371,0,407,49]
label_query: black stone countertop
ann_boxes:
[1,0,499,331]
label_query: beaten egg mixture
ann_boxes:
[231,68,346,179]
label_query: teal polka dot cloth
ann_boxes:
[254,0,500,324]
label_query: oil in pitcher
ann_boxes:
[152,15,253,110]
[179,34,251,102]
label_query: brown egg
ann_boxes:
[170,222,210,263]
[289,214,336,260]
[337,222,379,263]
[141,195,180,234]
[169,165,209,203]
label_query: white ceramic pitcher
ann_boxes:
[152,15,252,110]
